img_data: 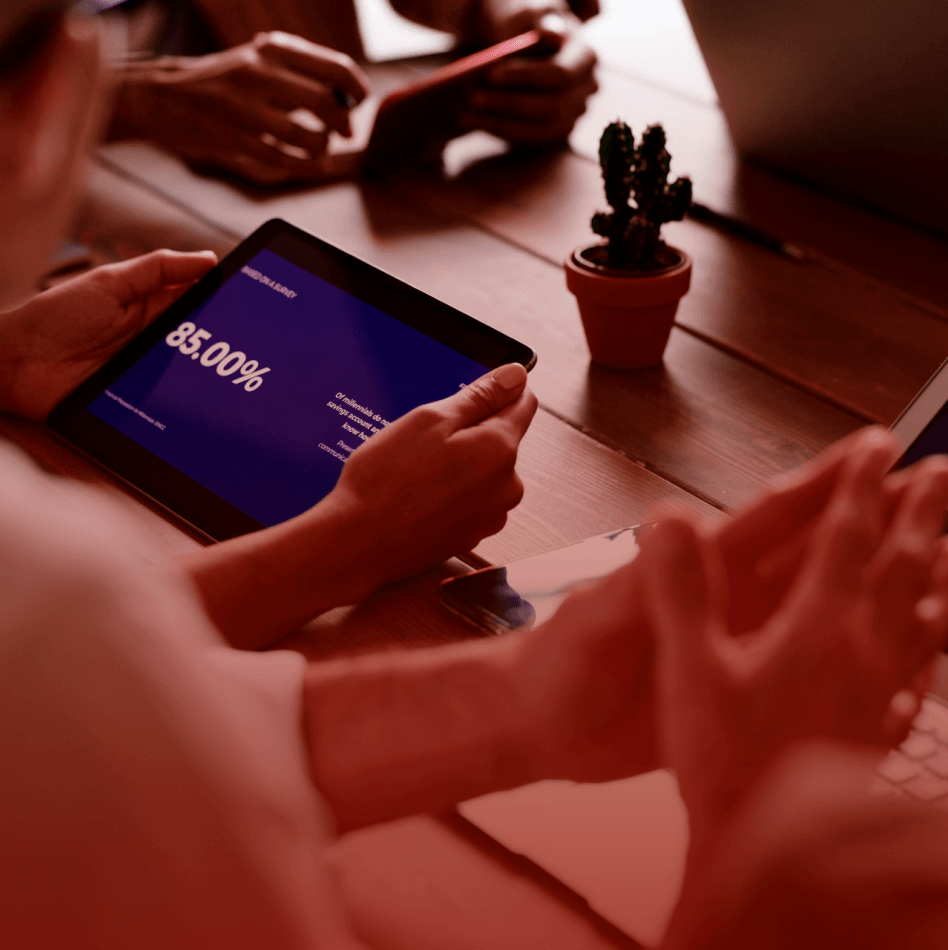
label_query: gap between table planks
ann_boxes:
[368,60,948,424]
[96,143,862,511]
[393,144,948,427]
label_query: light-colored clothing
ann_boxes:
[0,443,358,948]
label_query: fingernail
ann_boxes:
[492,363,526,389]
[539,12,569,35]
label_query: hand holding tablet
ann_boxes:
[0,250,219,421]
[176,357,537,649]
[47,219,536,542]
[327,361,537,592]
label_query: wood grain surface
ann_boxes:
[98,137,868,508]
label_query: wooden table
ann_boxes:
[6,11,948,948]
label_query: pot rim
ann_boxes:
[564,244,692,307]
[571,243,690,280]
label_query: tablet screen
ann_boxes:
[49,221,535,539]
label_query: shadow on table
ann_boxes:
[273,559,483,661]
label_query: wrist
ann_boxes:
[0,367,20,417]
[495,634,546,790]
[106,57,181,141]
[294,487,388,604]
[306,633,541,830]
[107,72,149,141]
[182,491,380,650]
[0,305,31,417]
[507,575,661,784]
[501,630,548,784]
[504,623,569,783]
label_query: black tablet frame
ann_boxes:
[47,218,537,542]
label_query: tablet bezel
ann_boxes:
[47,218,537,542]
[890,354,948,462]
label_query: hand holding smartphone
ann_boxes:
[362,29,544,175]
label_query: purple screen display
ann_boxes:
[88,248,488,526]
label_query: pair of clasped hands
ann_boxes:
[523,426,948,868]
[110,2,600,186]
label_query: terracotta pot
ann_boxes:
[564,245,692,369]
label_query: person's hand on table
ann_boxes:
[183,364,538,649]
[641,428,948,848]
[0,250,217,420]
[109,31,369,186]
[462,1,598,145]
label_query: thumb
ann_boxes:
[107,249,217,301]
[642,518,716,671]
[537,12,570,51]
[157,249,219,285]
[437,363,529,430]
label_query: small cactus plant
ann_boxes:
[590,122,692,271]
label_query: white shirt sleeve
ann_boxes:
[0,444,361,949]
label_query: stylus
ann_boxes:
[688,201,805,262]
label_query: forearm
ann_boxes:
[181,492,378,650]
[106,57,179,141]
[303,633,537,832]
[661,743,889,950]
[0,339,24,415]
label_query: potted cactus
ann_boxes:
[565,122,693,368]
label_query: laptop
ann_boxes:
[681,0,948,235]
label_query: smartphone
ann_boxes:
[363,29,544,175]
[439,525,652,635]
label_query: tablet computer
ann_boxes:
[891,355,948,468]
[47,219,536,541]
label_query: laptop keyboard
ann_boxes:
[873,696,948,805]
